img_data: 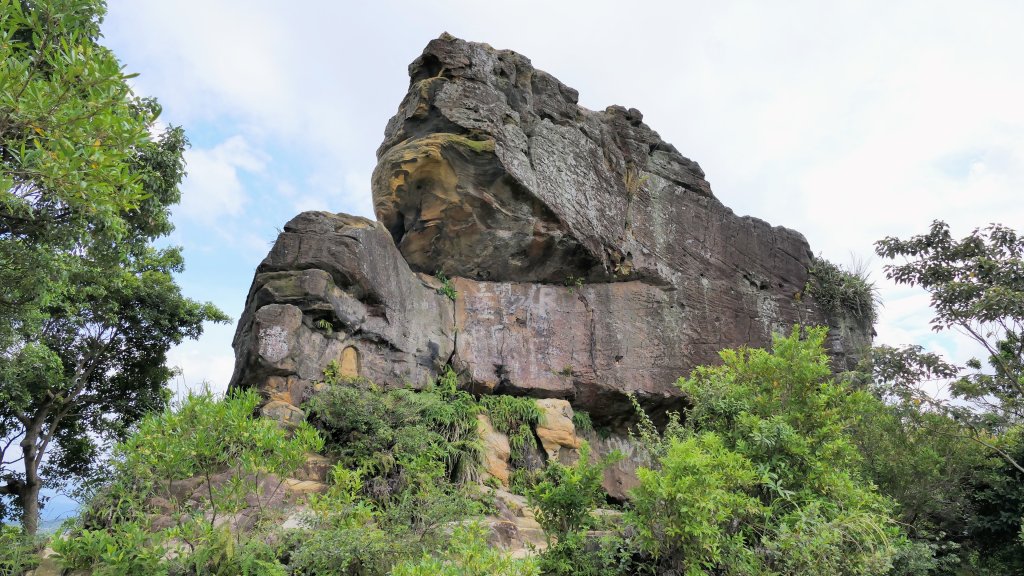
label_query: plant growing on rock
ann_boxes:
[805,256,879,324]
[435,271,458,301]
[479,395,542,467]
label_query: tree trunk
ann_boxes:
[18,480,40,535]
[18,430,41,535]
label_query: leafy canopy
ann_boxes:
[876,220,1024,427]
[0,0,227,533]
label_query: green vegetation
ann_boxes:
[563,275,584,294]
[315,318,334,334]
[871,220,1024,574]
[527,443,625,576]
[52,389,321,575]
[0,0,228,534]
[0,2,1019,571]
[625,327,899,575]
[876,220,1024,445]
[479,394,542,465]
[435,271,458,301]
[806,256,878,323]
[570,410,593,434]
[391,523,538,576]
[307,365,482,484]
[0,525,39,575]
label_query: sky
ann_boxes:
[99,0,1024,397]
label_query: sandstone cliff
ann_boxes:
[228,34,871,498]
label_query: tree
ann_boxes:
[0,0,228,534]
[876,221,1024,469]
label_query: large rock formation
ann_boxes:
[229,34,871,494]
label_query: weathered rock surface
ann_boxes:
[478,414,511,484]
[534,399,580,462]
[229,34,872,495]
[229,211,456,397]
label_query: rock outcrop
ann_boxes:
[229,34,871,495]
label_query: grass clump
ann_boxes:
[806,256,879,324]
[571,410,593,434]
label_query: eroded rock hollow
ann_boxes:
[229,34,871,498]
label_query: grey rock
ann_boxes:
[230,34,871,449]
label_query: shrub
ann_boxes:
[306,368,482,490]
[300,368,487,570]
[806,256,878,323]
[0,525,40,576]
[53,521,166,576]
[57,389,322,575]
[629,434,763,573]
[116,388,321,522]
[527,443,609,540]
[390,522,539,576]
[627,327,900,575]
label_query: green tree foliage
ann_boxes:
[876,220,1024,435]
[627,327,900,576]
[0,0,227,533]
[853,343,1024,575]
[874,220,1024,570]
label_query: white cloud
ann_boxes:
[177,136,266,224]
[165,323,238,399]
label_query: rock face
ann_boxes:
[230,212,456,399]
[229,34,871,480]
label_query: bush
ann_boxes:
[390,522,538,576]
[629,434,762,573]
[298,368,489,571]
[626,327,900,575]
[307,367,481,487]
[0,525,40,576]
[526,442,628,576]
[528,443,608,540]
[54,521,166,576]
[56,389,322,575]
